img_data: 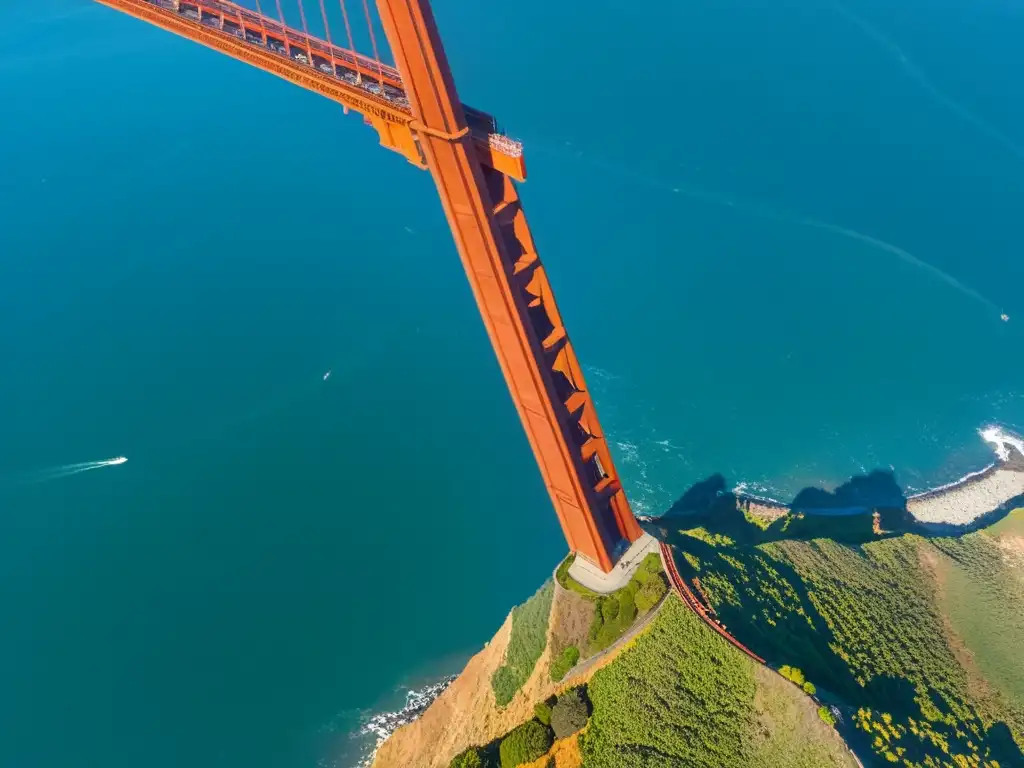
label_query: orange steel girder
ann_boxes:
[375,0,643,571]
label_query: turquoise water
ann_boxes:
[1,0,1022,766]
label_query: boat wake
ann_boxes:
[0,456,127,490]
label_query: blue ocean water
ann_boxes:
[0,0,1021,766]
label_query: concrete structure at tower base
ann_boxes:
[567,533,660,594]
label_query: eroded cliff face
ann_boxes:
[372,582,600,768]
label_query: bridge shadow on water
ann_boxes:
[643,469,1024,766]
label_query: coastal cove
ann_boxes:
[729,426,1024,533]
[359,427,1024,764]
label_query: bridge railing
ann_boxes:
[144,0,526,163]
[175,0,404,83]
[660,542,766,664]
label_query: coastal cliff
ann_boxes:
[370,428,1024,767]
[371,580,622,768]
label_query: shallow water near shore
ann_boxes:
[1,0,1023,767]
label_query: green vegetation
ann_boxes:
[932,509,1024,718]
[680,526,735,547]
[663,493,1024,766]
[449,747,485,768]
[550,687,589,740]
[819,706,837,727]
[586,553,666,653]
[803,681,817,695]
[533,701,551,726]
[548,645,579,682]
[633,555,669,611]
[779,665,807,686]
[587,589,636,653]
[745,508,776,531]
[580,597,854,767]
[499,720,552,768]
[582,596,755,766]
[491,581,555,706]
[554,554,601,600]
[556,552,669,656]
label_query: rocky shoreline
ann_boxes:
[357,676,457,767]
[733,427,1024,531]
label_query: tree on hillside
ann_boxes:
[499,720,552,768]
[449,746,484,768]
[551,687,590,740]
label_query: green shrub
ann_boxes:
[617,589,637,624]
[555,554,602,600]
[818,705,837,727]
[549,645,580,682]
[802,681,817,695]
[551,687,590,740]
[586,557,666,653]
[499,720,552,768]
[555,555,573,587]
[492,581,555,706]
[449,747,484,768]
[491,666,521,707]
[634,572,667,613]
[632,554,661,587]
[778,665,806,687]
[600,596,619,622]
[534,701,552,726]
[643,552,662,572]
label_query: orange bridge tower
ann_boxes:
[374,0,644,571]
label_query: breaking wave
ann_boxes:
[338,675,456,768]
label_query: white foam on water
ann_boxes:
[347,676,456,767]
[1,456,128,490]
[732,481,788,507]
[979,424,1024,463]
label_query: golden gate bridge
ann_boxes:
[93,0,646,574]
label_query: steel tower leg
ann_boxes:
[375,0,643,572]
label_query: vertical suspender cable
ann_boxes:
[253,0,269,43]
[337,0,358,81]
[360,0,385,91]
[274,0,288,56]
[317,0,338,76]
[296,0,314,66]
